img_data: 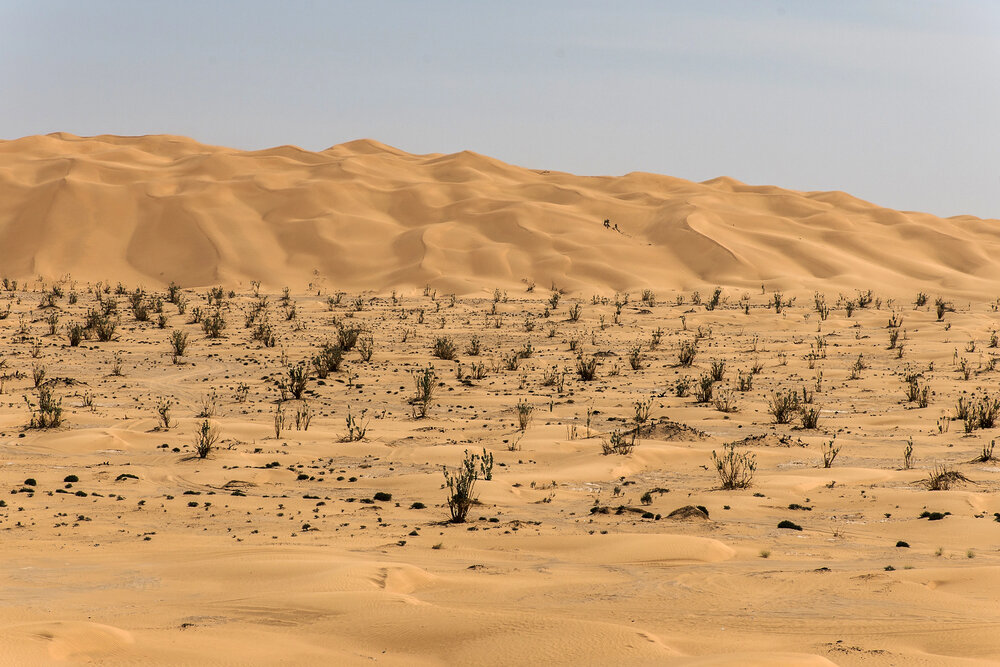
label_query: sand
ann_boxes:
[0,135,999,665]
[1,133,1000,297]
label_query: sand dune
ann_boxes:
[4,135,1000,665]
[2,133,999,296]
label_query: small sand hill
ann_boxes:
[1,132,998,295]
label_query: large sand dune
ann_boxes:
[1,133,998,295]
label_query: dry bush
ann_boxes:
[194,420,219,459]
[677,340,698,367]
[576,355,598,381]
[443,449,493,523]
[769,390,800,424]
[411,366,436,418]
[925,466,971,491]
[712,443,756,489]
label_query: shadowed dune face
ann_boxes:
[1,133,999,296]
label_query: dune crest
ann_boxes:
[0,133,997,295]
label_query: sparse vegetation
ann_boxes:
[194,420,219,459]
[443,449,493,523]
[712,443,756,489]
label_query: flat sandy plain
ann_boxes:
[2,134,1000,665]
[0,282,999,666]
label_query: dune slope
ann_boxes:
[0,133,998,295]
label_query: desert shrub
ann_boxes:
[800,406,821,429]
[650,327,663,349]
[777,520,803,531]
[935,297,953,321]
[253,320,277,347]
[32,365,45,388]
[976,397,1000,429]
[202,309,226,338]
[443,449,493,522]
[694,374,714,403]
[905,375,929,407]
[971,439,996,463]
[709,360,725,382]
[466,337,482,356]
[601,429,636,455]
[294,401,311,431]
[273,403,285,438]
[674,376,691,397]
[433,336,457,360]
[45,312,59,335]
[312,342,344,378]
[712,443,756,489]
[736,371,753,392]
[903,437,914,469]
[207,286,225,306]
[769,390,800,424]
[196,390,217,418]
[194,420,219,459]
[167,282,181,304]
[156,399,172,429]
[342,407,368,441]
[411,366,436,418]
[628,345,644,370]
[470,361,488,380]
[357,335,374,362]
[87,309,118,342]
[957,395,1000,433]
[677,340,698,367]
[516,399,533,431]
[925,466,971,491]
[284,362,309,399]
[633,397,652,425]
[130,290,150,321]
[955,396,971,422]
[576,355,598,381]
[713,388,738,413]
[705,287,722,311]
[820,438,840,467]
[27,385,62,428]
[772,292,785,313]
[170,330,188,357]
[497,353,517,371]
[337,323,362,351]
[888,328,901,349]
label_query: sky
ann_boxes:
[2,1,999,218]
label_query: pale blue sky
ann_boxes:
[2,1,998,217]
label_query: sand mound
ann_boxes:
[3,621,134,662]
[1,133,998,295]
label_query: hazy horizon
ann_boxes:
[3,1,998,218]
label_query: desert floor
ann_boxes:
[1,281,999,666]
